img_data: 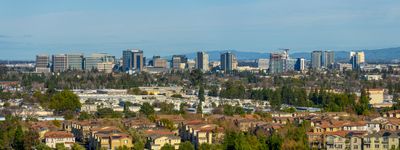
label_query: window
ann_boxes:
[375,144,379,148]
[354,145,358,149]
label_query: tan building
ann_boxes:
[89,126,133,150]
[44,131,75,148]
[147,135,181,150]
[368,89,384,104]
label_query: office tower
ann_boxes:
[35,55,50,73]
[187,60,196,69]
[350,51,365,69]
[286,59,296,71]
[132,50,144,71]
[97,62,114,73]
[311,51,323,69]
[152,56,168,68]
[257,59,269,70]
[122,50,132,71]
[85,56,102,71]
[220,52,236,72]
[66,54,84,70]
[323,51,335,68]
[196,52,209,71]
[122,49,144,72]
[172,55,188,69]
[52,54,67,72]
[85,53,115,71]
[269,52,285,74]
[295,58,305,72]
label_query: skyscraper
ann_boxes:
[311,51,323,69]
[52,54,67,72]
[67,53,84,70]
[269,52,285,74]
[323,51,335,68]
[294,58,305,72]
[85,53,115,71]
[35,55,50,73]
[132,50,144,71]
[350,51,365,69]
[172,55,188,69]
[122,49,144,72]
[196,52,209,71]
[152,56,168,68]
[257,59,269,70]
[220,52,236,72]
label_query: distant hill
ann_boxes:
[177,47,400,63]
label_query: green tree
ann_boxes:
[78,112,92,120]
[56,143,67,150]
[71,143,85,150]
[161,144,175,150]
[35,143,52,150]
[179,141,195,150]
[140,102,155,117]
[199,86,205,102]
[197,101,203,114]
[49,90,81,113]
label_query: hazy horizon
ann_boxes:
[1,0,400,60]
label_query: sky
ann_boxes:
[1,0,400,60]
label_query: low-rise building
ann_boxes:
[44,131,75,148]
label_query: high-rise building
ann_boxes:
[295,58,305,72]
[52,54,67,72]
[220,52,237,72]
[133,50,144,71]
[35,55,50,73]
[85,53,115,71]
[257,59,269,70]
[152,56,168,68]
[323,51,335,68]
[311,51,323,69]
[350,51,365,69]
[187,60,196,69]
[196,52,209,71]
[172,55,188,69]
[269,52,285,74]
[122,49,144,72]
[66,54,84,70]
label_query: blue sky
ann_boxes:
[1,0,400,60]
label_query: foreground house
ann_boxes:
[44,131,75,148]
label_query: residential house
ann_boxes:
[44,131,75,148]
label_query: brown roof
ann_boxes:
[325,131,350,137]
[45,131,74,138]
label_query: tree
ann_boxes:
[179,141,195,150]
[161,143,175,150]
[56,143,67,150]
[97,108,123,118]
[197,101,203,114]
[35,143,52,150]
[355,88,370,115]
[13,125,24,150]
[198,86,205,102]
[49,90,81,113]
[140,102,155,117]
[71,143,85,150]
[78,112,92,120]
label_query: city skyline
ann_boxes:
[1,0,400,60]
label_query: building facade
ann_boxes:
[312,51,323,69]
[196,52,209,71]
